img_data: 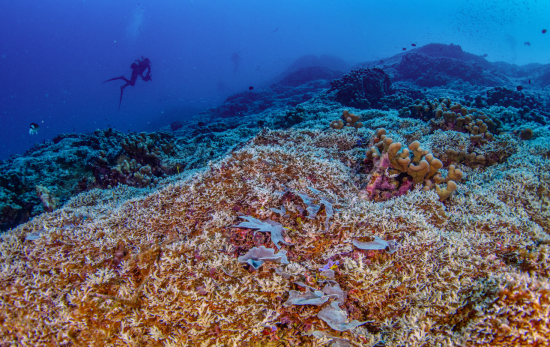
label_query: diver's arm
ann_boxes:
[141,66,152,81]
[140,66,151,78]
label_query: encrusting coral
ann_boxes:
[1,125,550,346]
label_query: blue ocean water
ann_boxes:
[0,0,549,160]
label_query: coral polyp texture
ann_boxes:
[1,124,550,346]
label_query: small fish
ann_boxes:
[25,232,42,241]
[402,48,407,51]
[411,43,416,47]
[29,123,40,135]
[529,79,531,84]
[248,86,254,90]
[543,29,547,34]
[524,42,531,46]
[516,86,523,91]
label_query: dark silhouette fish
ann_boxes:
[29,123,40,135]
[517,86,523,91]
[411,43,416,46]
[524,42,531,46]
[529,79,531,84]
[543,29,547,34]
[402,48,406,51]
[249,86,254,90]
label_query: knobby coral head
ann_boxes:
[363,128,461,201]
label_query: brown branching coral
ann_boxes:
[461,274,550,346]
[1,128,550,346]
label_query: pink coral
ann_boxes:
[364,173,406,200]
[379,153,391,169]
[365,175,383,196]
[380,179,396,190]
[396,178,413,196]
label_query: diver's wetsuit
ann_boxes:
[104,57,152,109]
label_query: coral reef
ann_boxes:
[486,86,543,110]
[396,98,526,169]
[414,43,494,68]
[520,128,534,140]
[9,42,548,230]
[395,52,507,87]
[0,126,258,231]
[363,128,460,201]
[91,131,175,189]
[277,66,344,88]
[199,66,342,119]
[170,121,184,131]
[1,127,549,346]
[3,42,550,346]
[330,110,363,130]
[0,129,179,231]
[329,68,393,109]
[400,97,502,133]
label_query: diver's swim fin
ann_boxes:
[103,76,126,83]
[119,86,124,110]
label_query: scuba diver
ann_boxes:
[103,56,152,109]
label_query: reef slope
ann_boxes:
[1,118,549,345]
[1,43,550,346]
